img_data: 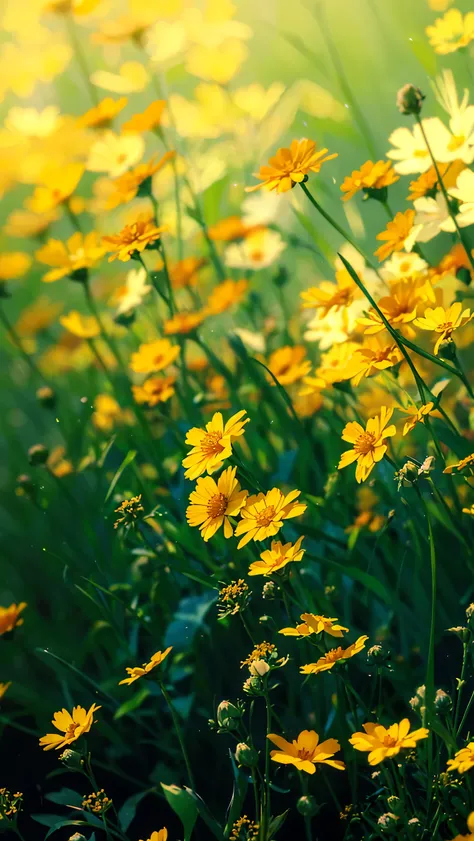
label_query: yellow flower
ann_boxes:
[449,812,474,841]
[4,209,59,239]
[401,402,435,436]
[208,215,258,242]
[235,488,307,549]
[36,232,106,282]
[0,682,12,699]
[248,536,305,576]
[48,446,74,478]
[87,131,145,177]
[60,311,100,339]
[341,160,399,201]
[266,346,312,386]
[407,160,465,201]
[300,271,355,316]
[182,409,249,480]
[267,730,345,775]
[444,453,474,474]
[344,338,402,387]
[164,310,208,335]
[77,97,128,129]
[107,152,176,209]
[279,613,348,638]
[414,302,473,354]
[207,278,248,314]
[0,602,26,636]
[92,394,135,432]
[129,338,180,375]
[349,719,429,765]
[301,342,360,392]
[0,252,31,281]
[132,376,176,407]
[426,9,474,54]
[169,256,208,289]
[357,278,430,335]
[26,163,84,213]
[338,407,396,483]
[90,62,149,94]
[119,648,173,686]
[374,210,418,261]
[140,831,167,841]
[300,635,369,675]
[122,101,166,134]
[186,465,248,542]
[447,743,474,773]
[463,505,474,516]
[103,216,167,263]
[246,138,337,193]
[39,703,101,751]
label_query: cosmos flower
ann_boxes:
[266,346,312,386]
[182,410,249,480]
[300,635,369,675]
[267,730,345,774]
[26,163,84,213]
[224,228,286,270]
[350,719,429,765]
[207,278,248,314]
[338,407,396,483]
[113,266,152,317]
[87,131,145,177]
[246,138,337,193]
[107,153,176,208]
[186,466,248,541]
[235,488,307,549]
[343,338,402,387]
[132,376,176,407]
[39,704,101,751]
[119,648,173,686]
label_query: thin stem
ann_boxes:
[159,681,196,790]
[260,686,272,841]
[149,194,176,316]
[64,12,98,106]
[415,114,474,274]
[0,303,51,386]
[454,642,468,731]
[65,201,83,234]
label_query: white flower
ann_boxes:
[381,251,428,281]
[86,131,144,177]
[225,228,286,270]
[114,267,152,317]
[386,117,444,174]
[449,168,474,227]
[304,304,363,350]
[413,193,456,242]
[241,190,285,226]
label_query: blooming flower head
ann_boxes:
[122,100,166,134]
[246,139,337,193]
[235,488,307,549]
[349,719,429,765]
[86,130,145,177]
[300,635,369,675]
[301,271,355,317]
[338,407,396,483]
[39,703,101,751]
[386,118,443,175]
[344,338,402,387]
[266,345,312,386]
[207,278,248,314]
[119,648,173,686]
[186,465,248,542]
[407,160,465,201]
[139,831,168,841]
[169,256,208,289]
[103,216,167,263]
[381,250,428,280]
[77,97,127,129]
[182,409,249,480]
[449,812,474,841]
[36,232,106,282]
[426,9,474,54]
[248,536,305,576]
[107,152,176,209]
[0,602,26,636]
[114,266,152,317]
[375,210,419,261]
[280,613,348,638]
[401,402,435,436]
[357,277,430,335]
[26,163,84,213]
[164,310,208,335]
[224,228,286,270]
[447,743,474,774]
[132,375,176,407]
[0,252,31,282]
[208,215,259,242]
[60,311,100,339]
[414,302,473,354]
[267,730,345,774]
[130,338,180,375]
[340,160,399,201]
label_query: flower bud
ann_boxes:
[434,688,452,713]
[297,795,320,817]
[447,625,470,643]
[69,835,87,841]
[387,796,402,814]
[216,700,242,730]
[59,749,84,771]
[367,644,390,665]
[248,659,270,677]
[28,443,49,466]
[262,581,278,600]
[36,386,56,409]
[235,742,258,768]
[437,337,457,361]
[466,603,474,623]
[396,84,425,115]
[378,812,399,830]
[242,676,264,697]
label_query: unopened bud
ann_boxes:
[378,812,399,830]
[367,644,390,665]
[69,835,87,841]
[28,443,49,466]
[36,386,56,409]
[262,581,277,600]
[438,337,457,361]
[249,659,270,677]
[387,796,402,814]
[396,84,425,115]
[235,742,258,768]
[434,688,452,713]
[216,700,242,730]
[297,795,319,817]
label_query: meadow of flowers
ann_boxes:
[3,0,474,839]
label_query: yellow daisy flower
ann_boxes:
[103,216,167,263]
[349,719,429,765]
[447,743,474,774]
[414,302,473,354]
[129,339,180,375]
[60,311,100,339]
[186,466,248,542]
[374,209,418,261]
[35,232,106,283]
[300,635,369,675]
[266,346,312,386]
[119,648,173,686]
[248,536,305,576]
[341,159,399,201]
[426,9,474,54]
[182,410,249,480]
[132,376,176,407]
[338,407,396,483]
[235,488,307,549]
[246,138,337,194]
[279,614,349,638]
[267,729,345,774]
[207,278,248,314]
[39,703,101,751]
[401,402,435,436]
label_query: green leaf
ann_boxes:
[104,449,137,503]
[45,788,82,808]
[321,557,393,604]
[183,787,224,841]
[161,783,198,841]
[31,814,64,828]
[114,686,150,720]
[44,817,102,839]
[268,810,290,838]
[224,751,249,836]
[118,790,150,831]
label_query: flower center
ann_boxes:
[207,493,228,519]
[297,748,313,760]
[250,249,264,262]
[256,505,276,527]
[65,722,80,739]
[201,430,225,456]
[448,134,465,151]
[325,647,344,663]
[414,149,429,158]
[354,431,376,455]
[438,321,453,333]
[383,734,398,747]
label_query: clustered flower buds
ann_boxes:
[81,790,112,815]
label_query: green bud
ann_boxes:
[367,644,390,665]
[235,742,258,768]
[437,337,457,361]
[297,795,320,817]
[59,749,84,771]
[396,84,425,115]
[387,796,402,814]
[36,386,56,409]
[262,581,278,600]
[28,443,49,466]
[216,700,242,730]
[434,688,452,713]
[69,834,87,841]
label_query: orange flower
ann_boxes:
[168,256,208,289]
[357,278,430,335]
[407,160,465,201]
[26,163,84,213]
[107,152,176,209]
[300,635,369,675]
[132,376,176,406]
[246,139,338,194]
[77,97,127,129]
[207,279,248,314]
[0,602,27,636]
[207,216,258,242]
[121,100,166,133]
[341,160,399,201]
[266,346,312,386]
[164,311,207,335]
[374,210,418,261]
[119,648,172,686]
[103,215,166,262]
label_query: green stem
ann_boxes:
[415,114,474,274]
[64,12,98,106]
[0,303,51,386]
[416,489,436,806]
[457,686,474,737]
[260,686,272,841]
[454,642,468,731]
[149,194,176,316]
[83,280,125,371]
[159,681,196,790]
[65,201,83,234]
